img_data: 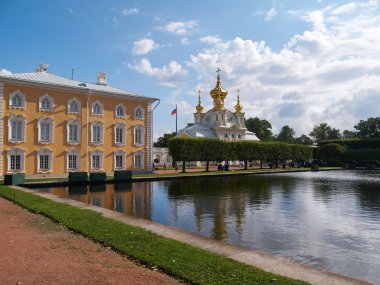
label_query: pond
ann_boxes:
[34,170,380,284]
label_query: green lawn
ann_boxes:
[0,186,308,285]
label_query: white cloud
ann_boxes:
[122,8,139,16]
[131,39,159,55]
[181,37,189,45]
[112,17,119,28]
[188,2,380,135]
[331,2,356,14]
[129,58,187,87]
[265,7,278,21]
[0,68,12,75]
[158,21,197,35]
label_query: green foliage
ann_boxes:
[309,123,341,144]
[154,132,177,147]
[294,134,313,146]
[245,117,273,141]
[317,143,345,162]
[342,130,358,139]
[341,148,380,163]
[319,138,380,149]
[0,186,308,285]
[276,125,295,143]
[354,117,380,139]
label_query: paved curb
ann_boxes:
[11,186,371,285]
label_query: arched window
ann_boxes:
[67,119,81,144]
[66,150,80,171]
[37,149,53,172]
[39,94,54,111]
[114,123,126,146]
[92,100,103,115]
[9,91,26,109]
[231,134,235,139]
[114,150,126,170]
[134,151,144,169]
[134,125,144,146]
[68,98,81,114]
[8,115,26,143]
[135,106,144,119]
[115,104,126,118]
[7,148,25,173]
[224,133,228,138]
[91,150,103,170]
[238,134,242,139]
[38,117,54,144]
[91,121,104,145]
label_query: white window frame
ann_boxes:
[92,100,104,116]
[115,103,126,119]
[9,90,26,109]
[133,125,144,146]
[91,121,104,145]
[91,150,103,171]
[114,123,126,146]
[67,119,81,145]
[39,93,54,112]
[134,151,144,169]
[38,117,54,144]
[66,150,80,171]
[68,97,81,114]
[36,148,53,173]
[7,148,25,173]
[114,150,126,170]
[8,114,26,143]
[134,106,144,120]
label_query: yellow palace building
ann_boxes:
[0,64,157,177]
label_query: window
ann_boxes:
[114,150,126,170]
[91,121,103,145]
[39,94,54,112]
[92,100,103,116]
[37,149,53,172]
[66,150,80,171]
[231,134,235,139]
[9,91,25,109]
[224,133,228,138]
[8,115,25,143]
[134,125,144,146]
[91,150,103,170]
[238,134,242,139]
[115,123,126,146]
[68,97,80,114]
[38,118,53,144]
[7,149,25,173]
[115,104,126,118]
[135,106,144,119]
[134,151,144,169]
[67,119,81,144]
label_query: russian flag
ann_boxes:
[171,108,177,116]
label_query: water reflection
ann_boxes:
[36,170,380,284]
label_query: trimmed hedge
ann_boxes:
[341,149,380,164]
[320,139,380,149]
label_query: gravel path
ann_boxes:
[0,197,181,285]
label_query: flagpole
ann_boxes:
[175,104,178,134]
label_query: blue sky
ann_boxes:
[1,0,380,139]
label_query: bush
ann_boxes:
[319,139,380,149]
[317,143,345,164]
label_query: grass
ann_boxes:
[0,185,309,285]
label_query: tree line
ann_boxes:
[168,137,312,172]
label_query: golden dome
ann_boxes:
[234,90,243,113]
[210,73,228,99]
[195,90,204,113]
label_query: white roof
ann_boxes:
[177,124,217,138]
[0,72,156,101]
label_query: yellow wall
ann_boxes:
[2,82,150,176]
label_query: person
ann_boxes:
[163,163,167,173]
[152,162,156,174]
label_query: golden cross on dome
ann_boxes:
[216,67,221,75]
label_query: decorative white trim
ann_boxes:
[0,82,3,175]
[133,150,144,169]
[36,148,53,173]
[114,122,126,146]
[114,150,126,170]
[8,114,26,144]
[133,124,144,146]
[66,149,80,172]
[146,102,153,171]
[67,119,81,145]
[39,93,54,112]
[134,105,144,120]
[37,117,54,144]
[9,90,26,110]
[91,121,104,145]
[90,149,104,171]
[7,148,25,173]
[91,100,104,116]
[68,97,81,114]
[115,103,126,119]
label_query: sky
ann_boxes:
[1,0,380,140]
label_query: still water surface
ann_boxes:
[36,170,380,284]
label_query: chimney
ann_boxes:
[97,72,107,85]
[36,63,49,73]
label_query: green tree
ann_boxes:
[276,125,295,143]
[309,123,341,144]
[154,132,176,147]
[342,130,358,139]
[294,134,313,146]
[317,143,345,164]
[354,117,380,138]
[245,117,273,141]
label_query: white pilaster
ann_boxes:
[146,102,153,173]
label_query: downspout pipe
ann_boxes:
[151,99,160,172]
[86,89,91,172]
